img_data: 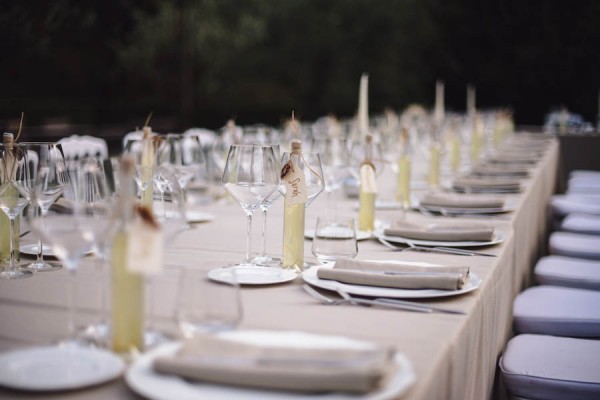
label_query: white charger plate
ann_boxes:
[302,261,482,299]
[185,210,216,223]
[417,198,517,215]
[125,330,415,400]
[208,266,297,285]
[20,244,94,258]
[375,230,505,248]
[0,346,125,391]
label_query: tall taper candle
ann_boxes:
[358,73,369,136]
[434,80,445,125]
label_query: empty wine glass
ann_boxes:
[311,137,350,209]
[22,142,70,273]
[123,137,160,206]
[157,134,206,200]
[0,142,32,279]
[279,152,325,207]
[222,144,279,267]
[176,268,242,338]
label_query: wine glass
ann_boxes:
[348,137,385,179]
[157,134,206,200]
[123,137,159,206]
[311,137,350,210]
[222,144,279,267]
[176,268,242,338]
[251,144,281,265]
[22,143,70,273]
[0,143,32,279]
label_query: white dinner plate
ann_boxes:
[417,198,517,215]
[304,229,372,241]
[19,244,94,258]
[0,346,125,391]
[208,266,297,285]
[125,330,415,400]
[185,210,215,223]
[374,230,505,248]
[302,261,482,299]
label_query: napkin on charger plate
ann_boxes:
[419,192,504,209]
[383,220,495,242]
[153,334,394,393]
[452,176,521,192]
[470,164,530,178]
[317,259,470,290]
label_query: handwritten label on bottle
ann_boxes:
[126,219,164,275]
[360,163,377,193]
[281,160,308,206]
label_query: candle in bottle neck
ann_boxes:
[434,80,445,125]
[358,73,369,136]
[467,84,476,117]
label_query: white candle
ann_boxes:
[467,84,476,117]
[434,80,445,125]
[358,73,369,136]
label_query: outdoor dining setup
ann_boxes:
[0,74,595,400]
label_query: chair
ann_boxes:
[58,135,108,160]
[534,255,600,291]
[550,195,600,217]
[549,232,600,260]
[183,128,216,149]
[568,176,600,194]
[513,286,600,337]
[561,214,600,235]
[500,334,600,400]
[570,170,600,180]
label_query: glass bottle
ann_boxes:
[282,140,307,271]
[0,133,20,264]
[358,135,377,231]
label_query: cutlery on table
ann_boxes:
[303,284,465,315]
[377,237,497,257]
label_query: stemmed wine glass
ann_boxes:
[222,144,279,267]
[157,134,206,200]
[251,144,281,265]
[28,158,110,341]
[311,137,350,210]
[0,143,32,279]
[22,143,69,273]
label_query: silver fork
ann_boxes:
[378,237,496,257]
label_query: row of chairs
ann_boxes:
[499,170,600,399]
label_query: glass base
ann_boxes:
[0,268,33,280]
[251,254,281,265]
[26,260,62,272]
[75,323,172,351]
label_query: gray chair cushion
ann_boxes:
[513,286,600,337]
[570,170,600,180]
[551,195,600,217]
[500,334,600,400]
[535,256,600,290]
[568,177,600,194]
[561,214,600,235]
[550,232,600,260]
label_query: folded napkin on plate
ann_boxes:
[317,259,470,290]
[419,192,504,209]
[453,177,521,191]
[383,220,494,242]
[154,334,394,393]
[488,155,538,164]
[471,164,529,177]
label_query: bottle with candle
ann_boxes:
[110,155,154,356]
[281,139,308,271]
[396,128,411,209]
[449,126,461,174]
[428,128,442,188]
[0,133,20,264]
[358,135,377,232]
[470,116,483,164]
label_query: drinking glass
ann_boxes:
[348,138,385,179]
[251,144,281,265]
[278,152,325,207]
[176,268,242,338]
[311,217,358,263]
[0,144,32,279]
[157,134,206,199]
[28,159,103,340]
[222,144,279,267]
[23,143,70,272]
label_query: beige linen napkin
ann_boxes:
[471,164,529,177]
[453,176,521,191]
[383,220,494,242]
[419,192,504,209]
[153,334,394,393]
[317,259,470,290]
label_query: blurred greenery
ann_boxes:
[1,0,599,128]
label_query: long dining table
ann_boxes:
[0,134,559,400]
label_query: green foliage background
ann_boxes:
[1,0,599,129]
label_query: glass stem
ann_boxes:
[160,190,166,219]
[36,206,44,262]
[245,211,253,263]
[67,269,77,339]
[97,253,106,325]
[260,206,267,257]
[8,216,15,271]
